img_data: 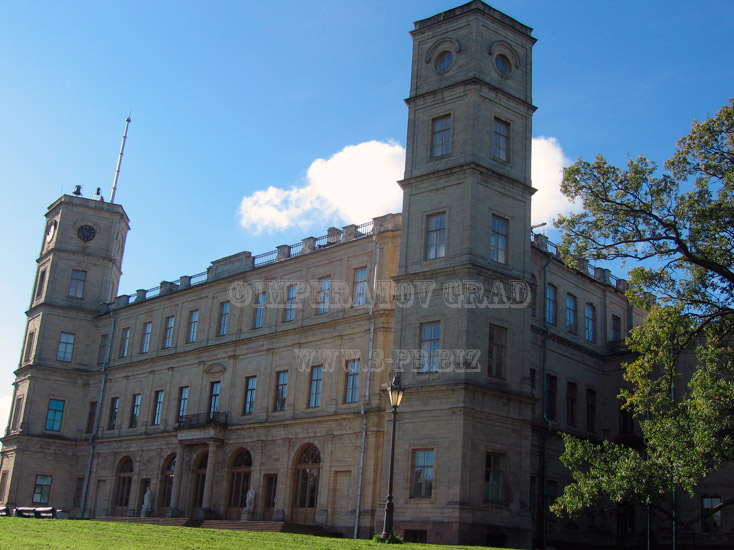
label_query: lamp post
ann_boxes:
[380,373,405,542]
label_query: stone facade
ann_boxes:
[1,2,732,549]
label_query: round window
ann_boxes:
[494,54,511,75]
[435,51,454,72]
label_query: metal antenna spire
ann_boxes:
[110,114,131,203]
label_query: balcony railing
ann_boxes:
[176,412,228,430]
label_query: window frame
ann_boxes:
[253,292,267,328]
[353,267,368,307]
[566,381,578,427]
[56,332,75,362]
[118,327,130,358]
[284,285,297,322]
[243,376,256,415]
[545,374,557,421]
[411,449,435,499]
[344,359,360,403]
[586,388,597,432]
[585,303,596,342]
[308,366,323,408]
[490,215,508,264]
[32,474,52,505]
[484,452,504,504]
[217,302,230,336]
[425,212,446,260]
[431,114,451,158]
[209,381,221,417]
[44,399,65,431]
[108,397,119,430]
[274,371,288,412]
[545,284,557,325]
[177,386,189,421]
[566,294,577,334]
[129,394,141,429]
[140,321,152,353]
[488,324,507,378]
[420,322,441,372]
[492,117,510,161]
[68,269,87,298]
[24,330,36,363]
[152,390,164,426]
[187,310,199,343]
[162,316,175,349]
[317,277,331,315]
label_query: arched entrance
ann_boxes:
[159,454,176,512]
[226,449,252,519]
[191,453,208,513]
[291,445,320,524]
[113,457,133,516]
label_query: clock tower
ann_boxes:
[2,194,129,508]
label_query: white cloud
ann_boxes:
[238,136,574,234]
[238,140,404,234]
[531,136,577,227]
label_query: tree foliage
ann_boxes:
[550,99,734,525]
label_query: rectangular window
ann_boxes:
[209,382,221,417]
[586,389,596,432]
[308,366,323,408]
[493,118,510,161]
[35,269,46,300]
[545,374,557,421]
[57,332,75,362]
[97,333,109,364]
[178,386,189,420]
[32,475,52,505]
[44,399,64,431]
[140,322,152,353]
[344,359,360,403]
[353,267,367,307]
[284,285,297,322]
[274,371,288,411]
[243,376,256,415]
[566,295,577,334]
[85,401,97,434]
[118,328,130,358]
[490,215,507,264]
[152,390,164,426]
[432,115,451,157]
[420,322,441,372]
[426,212,446,260]
[411,449,434,498]
[702,496,722,533]
[545,284,557,325]
[620,405,634,435]
[68,269,87,298]
[317,277,330,315]
[187,310,199,343]
[129,394,141,428]
[566,382,577,427]
[218,302,230,336]
[488,324,507,378]
[24,331,35,363]
[585,303,596,342]
[162,316,175,349]
[484,453,503,503]
[253,293,266,328]
[11,396,23,431]
[612,314,622,341]
[108,397,119,430]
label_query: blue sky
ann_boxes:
[0,0,732,426]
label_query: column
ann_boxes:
[170,444,185,514]
[202,441,218,510]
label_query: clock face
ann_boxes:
[77,225,96,243]
[45,221,57,243]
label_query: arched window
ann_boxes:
[161,455,176,509]
[293,445,320,523]
[115,458,133,508]
[193,454,207,509]
[228,450,252,508]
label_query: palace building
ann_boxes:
[1,2,731,548]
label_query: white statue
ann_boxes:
[141,487,152,515]
[245,488,255,511]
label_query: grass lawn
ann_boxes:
[0,518,514,550]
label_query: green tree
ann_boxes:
[550,99,734,527]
